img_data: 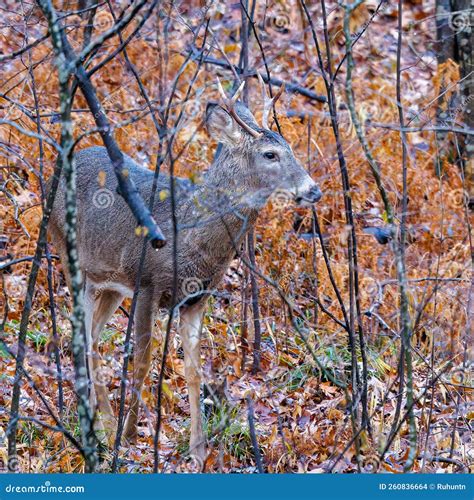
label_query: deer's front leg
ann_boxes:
[179,303,206,462]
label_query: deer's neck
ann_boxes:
[178,149,261,271]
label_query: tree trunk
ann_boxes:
[453,0,474,203]
[435,0,474,200]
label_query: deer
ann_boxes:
[47,79,322,463]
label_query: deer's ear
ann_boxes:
[206,103,243,146]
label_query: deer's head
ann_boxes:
[205,78,322,208]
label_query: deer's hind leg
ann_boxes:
[85,286,124,445]
[123,289,158,444]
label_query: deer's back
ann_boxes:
[48,147,188,293]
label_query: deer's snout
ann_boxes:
[295,184,323,206]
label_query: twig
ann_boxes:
[46,245,64,417]
[0,254,59,272]
[0,32,50,63]
[300,0,367,454]
[57,5,167,250]
[38,0,99,472]
[188,50,327,103]
[153,16,210,473]
[395,0,417,471]
[239,0,263,374]
[246,395,264,473]
[6,119,65,471]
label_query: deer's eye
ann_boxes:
[263,152,278,161]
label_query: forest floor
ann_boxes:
[0,0,472,472]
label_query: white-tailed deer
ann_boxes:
[47,81,322,461]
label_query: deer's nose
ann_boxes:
[296,185,322,205]
[307,185,322,203]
